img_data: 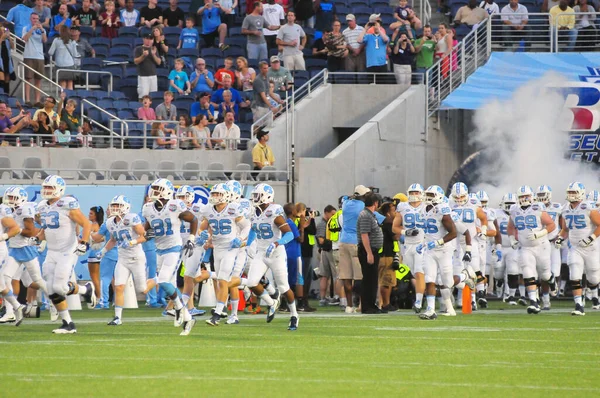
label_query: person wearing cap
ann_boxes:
[276,11,307,71]
[358,15,390,77]
[242,2,281,62]
[134,33,161,99]
[338,185,370,313]
[252,129,275,172]
[343,14,366,72]
[267,56,293,95]
[392,193,408,207]
[252,61,279,123]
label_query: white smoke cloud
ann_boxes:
[469,72,600,207]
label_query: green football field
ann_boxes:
[1,301,598,398]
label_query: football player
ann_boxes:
[476,190,502,297]
[535,185,563,296]
[495,193,521,305]
[417,185,457,320]
[507,185,557,314]
[36,175,96,334]
[555,182,600,315]
[142,178,197,334]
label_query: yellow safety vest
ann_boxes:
[294,217,315,246]
[395,263,410,280]
[378,241,400,254]
[326,210,342,242]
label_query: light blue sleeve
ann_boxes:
[374,211,385,225]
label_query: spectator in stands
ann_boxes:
[574,0,597,51]
[434,23,453,77]
[50,0,77,17]
[156,91,177,121]
[343,14,365,73]
[197,0,229,51]
[277,11,307,71]
[454,0,488,29]
[57,91,82,134]
[140,0,163,28]
[211,74,248,109]
[389,30,415,85]
[267,56,293,95]
[74,0,97,29]
[500,0,529,47]
[163,0,184,28]
[358,20,389,76]
[137,95,156,120]
[263,0,286,56]
[190,114,213,149]
[33,0,52,29]
[134,33,161,99]
[99,0,120,39]
[414,25,436,78]
[243,2,281,61]
[76,124,93,147]
[212,110,240,149]
[7,0,34,39]
[190,57,214,95]
[151,121,177,149]
[190,92,216,123]
[550,0,577,51]
[356,191,382,314]
[177,115,192,149]
[216,90,237,122]
[53,120,71,146]
[268,81,284,110]
[71,26,95,67]
[0,101,30,144]
[314,0,337,35]
[323,21,348,72]
[252,129,275,170]
[480,0,500,15]
[178,16,199,50]
[120,0,141,27]
[33,96,60,127]
[394,0,422,31]
[235,56,256,100]
[48,26,78,90]
[294,0,315,29]
[312,31,328,59]
[30,109,53,142]
[219,0,238,29]
[215,57,236,89]
[152,26,169,66]
[0,26,15,95]
[49,4,73,38]
[252,61,279,123]
[542,0,561,12]
[169,58,191,95]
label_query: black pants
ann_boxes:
[357,244,380,313]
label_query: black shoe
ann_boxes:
[477,297,488,308]
[288,316,298,331]
[52,320,77,334]
[205,313,220,326]
[378,307,388,314]
[571,303,585,316]
[382,304,398,312]
[527,301,541,314]
[302,299,317,312]
[211,308,227,319]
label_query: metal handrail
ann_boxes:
[17,61,63,100]
[56,68,114,92]
[82,99,129,149]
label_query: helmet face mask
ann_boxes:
[109,195,131,218]
[425,185,445,205]
[407,183,424,203]
[566,182,585,203]
[209,183,230,206]
[175,185,195,207]
[251,183,275,206]
[148,179,174,201]
[451,182,468,206]
[3,187,27,208]
[41,175,66,200]
[226,180,243,203]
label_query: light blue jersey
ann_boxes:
[8,202,38,262]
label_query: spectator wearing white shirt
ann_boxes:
[574,0,597,51]
[120,0,141,27]
[480,0,500,15]
[262,0,285,56]
[276,11,307,71]
[212,111,241,150]
[500,0,529,47]
[342,14,365,72]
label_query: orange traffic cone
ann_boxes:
[462,286,472,314]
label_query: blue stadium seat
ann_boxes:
[352,6,372,15]
[349,0,370,8]
[163,26,182,35]
[224,47,245,58]
[111,37,134,49]
[81,58,103,70]
[77,89,98,100]
[127,129,144,149]
[229,27,243,37]
[80,26,95,39]
[227,37,247,50]
[371,0,390,8]
[129,101,141,110]
[149,91,164,103]
[118,26,139,38]
[111,91,127,100]
[117,110,135,120]
[174,97,194,111]
[156,67,170,79]
[178,48,200,58]
[98,99,113,110]
[120,79,139,101]
[305,58,327,72]
[134,38,144,47]
[94,47,109,59]
[109,47,132,60]
[114,100,131,110]
[165,33,181,47]
[201,47,223,58]
[104,64,124,79]
[125,66,138,78]
[90,37,111,48]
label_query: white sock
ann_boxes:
[3,292,19,311]
[440,288,452,301]
[471,292,476,303]
[574,295,583,305]
[519,285,526,297]
[559,280,567,290]
[265,283,276,295]
[215,301,225,315]
[240,278,248,287]
[230,300,239,316]
[59,309,72,323]
[476,282,485,293]
[415,293,423,306]
[115,306,123,319]
[340,297,347,307]
[173,297,184,310]
[542,293,550,305]
[259,291,274,306]
[509,288,516,297]
[426,295,435,311]
[182,294,190,306]
[591,287,599,299]
[288,300,298,317]
[527,290,537,302]
[78,284,88,295]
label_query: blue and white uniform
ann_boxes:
[509,202,552,281]
[396,202,425,274]
[6,202,42,288]
[545,201,564,276]
[481,207,496,275]
[495,209,518,277]
[106,213,149,292]
[247,204,290,292]
[422,202,454,288]
[142,199,187,285]
[37,196,80,296]
[232,197,253,277]
[451,199,480,272]
[562,201,600,285]
[183,202,207,279]
[0,204,13,292]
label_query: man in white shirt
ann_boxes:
[212,111,241,150]
[342,14,365,72]
[480,0,500,15]
[500,0,529,47]
[262,0,285,56]
[276,11,307,71]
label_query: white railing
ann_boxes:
[81,99,129,148]
[17,61,63,101]
[56,68,114,92]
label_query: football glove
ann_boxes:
[579,234,596,247]
[74,241,89,256]
[183,237,195,257]
[119,239,136,249]
[510,236,520,250]
[405,228,420,237]
[230,237,243,249]
[527,229,548,241]
[415,243,425,254]
[37,240,47,253]
[145,228,155,240]
[197,230,210,246]
[462,250,472,262]
[554,237,564,249]
[96,248,106,260]
[266,242,278,258]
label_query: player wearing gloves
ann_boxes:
[507,185,557,314]
[97,195,158,328]
[36,175,95,334]
[555,182,600,315]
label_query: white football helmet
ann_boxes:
[41,175,66,200]
[407,183,424,203]
[500,193,517,212]
[450,182,469,206]
[227,180,243,203]
[148,179,174,201]
[251,183,275,206]
[586,190,600,207]
[536,185,552,205]
[209,183,231,205]
[175,185,195,207]
[3,186,28,209]
[425,185,445,205]
[476,190,489,208]
[566,182,586,203]
[517,185,534,207]
[109,195,131,218]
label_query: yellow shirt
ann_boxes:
[549,5,575,29]
[252,142,275,167]
[454,6,488,25]
[33,108,60,124]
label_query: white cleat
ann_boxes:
[344,306,356,314]
[14,305,25,327]
[440,306,457,317]
[107,317,122,326]
[180,318,196,336]
[461,269,476,289]
[226,315,239,324]
[0,312,16,323]
[49,304,59,322]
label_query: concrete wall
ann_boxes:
[296,86,466,213]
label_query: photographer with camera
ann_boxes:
[389,30,415,85]
[317,205,341,306]
[295,203,318,312]
[357,15,389,79]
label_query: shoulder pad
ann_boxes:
[58,197,80,210]
[128,213,142,225]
